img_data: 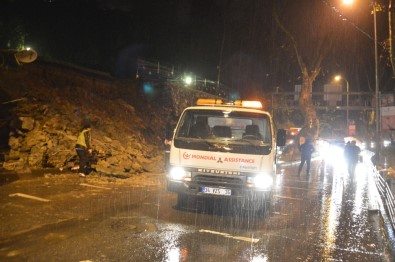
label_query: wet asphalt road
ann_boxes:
[0,155,393,261]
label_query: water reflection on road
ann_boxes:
[158,155,390,261]
[0,154,391,261]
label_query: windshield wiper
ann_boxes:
[177,137,216,147]
[234,138,269,146]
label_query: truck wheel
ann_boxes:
[257,198,272,218]
[176,194,188,209]
[260,192,273,217]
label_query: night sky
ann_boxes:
[0,0,392,97]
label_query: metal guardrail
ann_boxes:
[136,58,230,98]
[375,170,395,228]
[373,169,395,230]
[365,150,395,233]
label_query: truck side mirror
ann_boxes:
[277,129,286,147]
[165,123,175,140]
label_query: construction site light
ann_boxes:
[196,98,263,109]
[234,100,263,109]
[196,98,223,105]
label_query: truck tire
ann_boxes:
[176,193,188,209]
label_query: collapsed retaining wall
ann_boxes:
[0,61,219,176]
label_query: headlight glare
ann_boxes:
[169,167,191,181]
[247,173,273,189]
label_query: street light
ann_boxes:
[334,75,349,133]
[373,2,380,161]
[184,75,193,85]
[342,0,380,160]
[342,0,353,5]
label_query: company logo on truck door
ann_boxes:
[182,152,191,159]
[182,152,254,163]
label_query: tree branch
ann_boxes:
[273,6,306,74]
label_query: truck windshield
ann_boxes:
[174,109,273,155]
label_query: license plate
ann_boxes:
[201,187,231,196]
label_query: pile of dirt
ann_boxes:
[0,59,174,177]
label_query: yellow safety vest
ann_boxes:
[76,129,91,148]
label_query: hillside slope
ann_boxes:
[0,60,172,176]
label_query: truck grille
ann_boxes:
[193,174,244,188]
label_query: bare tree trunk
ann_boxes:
[273,3,326,141]
[299,67,320,140]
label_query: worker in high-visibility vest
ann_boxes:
[75,123,92,176]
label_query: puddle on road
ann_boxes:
[0,171,19,185]
[0,168,70,186]
[145,223,157,232]
[31,168,71,176]
[109,216,158,234]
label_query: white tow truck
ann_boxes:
[166,98,286,213]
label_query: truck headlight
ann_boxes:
[247,173,273,189]
[169,167,191,181]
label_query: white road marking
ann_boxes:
[283,186,317,191]
[80,183,110,190]
[274,195,302,201]
[199,229,259,243]
[9,193,50,202]
[272,212,290,216]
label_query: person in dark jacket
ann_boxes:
[343,141,351,164]
[75,123,92,176]
[297,139,315,177]
[344,140,361,176]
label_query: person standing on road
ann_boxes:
[297,139,315,177]
[75,123,92,177]
[343,141,351,163]
[345,140,361,177]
